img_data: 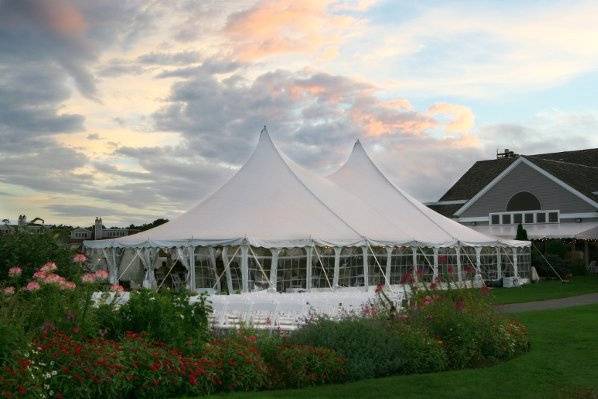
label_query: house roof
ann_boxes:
[430,148,598,217]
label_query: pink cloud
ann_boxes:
[32,0,87,37]
[224,0,359,61]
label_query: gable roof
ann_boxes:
[430,148,598,217]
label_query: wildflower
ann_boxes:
[480,286,492,296]
[61,281,76,290]
[375,283,384,293]
[94,269,109,280]
[73,253,87,263]
[81,273,96,283]
[25,281,41,291]
[40,262,57,273]
[422,295,434,306]
[2,286,15,295]
[110,284,125,293]
[8,266,22,277]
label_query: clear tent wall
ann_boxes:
[86,244,531,293]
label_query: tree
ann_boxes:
[516,224,528,241]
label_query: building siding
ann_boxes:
[460,162,596,218]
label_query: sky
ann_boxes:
[1,0,598,227]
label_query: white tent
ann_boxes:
[84,128,529,293]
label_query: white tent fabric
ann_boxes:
[84,130,528,250]
[329,140,527,247]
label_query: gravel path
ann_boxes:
[497,293,598,313]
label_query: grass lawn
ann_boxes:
[490,275,598,304]
[204,304,598,399]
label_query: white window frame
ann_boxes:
[489,210,560,225]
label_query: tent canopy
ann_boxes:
[85,129,528,249]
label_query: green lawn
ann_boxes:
[205,304,598,399]
[490,275,598,304]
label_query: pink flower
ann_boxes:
[59,281,76,290]
[422,295,434,306]
[94,269,109,280]
[73,253,87,263]
[110,284,125,293]
[2,286,15,295]
[40,262,57,273]
[8,267,22,277]
[81,273,97,283]
[25,281,41,291]
[33,270,47,280]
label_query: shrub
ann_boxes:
[204,332,269,392]
[114,289,211,351]
[0,232,77,282]
[0,331,222,399]
[269,344,347,388]
[406,287,529,368]
[290,317,446,380]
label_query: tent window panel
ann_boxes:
[226,251,243,294]
[480,247,498,281]
[416,248,434,282]
[212,248,226,293]
[460,247,477,280]
[248,248,272,291]
[338,247,364,287]
[438,248,459,282]
[390,248,413,284]
[517,247,531,279]
[312,247,334,289]
[367,247,386,287]
[499,249,515,278]
[277,248,307,292]
[194,255,215,289]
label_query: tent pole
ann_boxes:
[241,246,249,293]
[512,247,519,279]
[412,247,418,283]
[362,246,369,290]
[456,246,463,284]
[269,249,279,292]
[305,247,313,291]
[385,247,392,286]
[207,247,218,292]
[333,247,341,288]
[432,247,439,282]
[496,247,502,281]
[475,247,483,284]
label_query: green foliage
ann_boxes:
[205,332,269,392]
[0,231,77,281]
[269,344,347,388]
[290,317,446,380]
[516,224,528,240]
[107,289,211,351]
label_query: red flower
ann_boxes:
[17,386,27,395]
[480,286,492,296]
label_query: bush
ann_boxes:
[406,287,529,368]
[290,317,446,380]
[0,331,221,399]
[111,289,211,351]
[269,344,347,388]
[0,232,77,282]
[204,332,269,392]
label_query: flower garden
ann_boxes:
[0,233,530,398]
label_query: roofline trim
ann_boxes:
[454,157,598,217]
[424,200,468,206]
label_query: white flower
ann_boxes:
[51,370,57,376]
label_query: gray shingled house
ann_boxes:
[427,148,598,268]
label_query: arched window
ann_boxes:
[506,192,541,211]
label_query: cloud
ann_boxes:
[136,51,202,65]
[224,0,367,61]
